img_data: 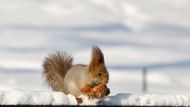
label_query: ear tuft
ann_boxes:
[89,46,105,71]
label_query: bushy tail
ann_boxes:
[42,52,73,91]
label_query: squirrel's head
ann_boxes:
[88,46,109,85]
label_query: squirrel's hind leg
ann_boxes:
[76,97,83,104]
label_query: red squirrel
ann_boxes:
[42,46,110,102]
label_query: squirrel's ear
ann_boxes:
[89,46,105,71]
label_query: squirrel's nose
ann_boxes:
[101,79,108,84]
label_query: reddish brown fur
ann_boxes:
[88,46,109,85]
[42,52,73,91]
[42,46,110,102]
[80,85,93,94]
[89,46,105,72]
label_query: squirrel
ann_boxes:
[42,46,110,102]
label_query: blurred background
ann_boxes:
[0,0,190,95]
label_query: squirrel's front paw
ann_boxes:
[91,84,110,99]
[80,85,93,94]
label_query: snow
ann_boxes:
[0,90,190,106]
[0,90,75,105]
[101,93,190,106]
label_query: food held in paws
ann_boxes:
[91,84,110,99]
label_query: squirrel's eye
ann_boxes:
[98,72,101,76]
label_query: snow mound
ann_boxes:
[101,93,190,106]
[0,89,77,105]
[0,90,190,106]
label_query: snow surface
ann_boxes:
[101,93,190,106]
[0,90,77,105]
[0,90,190,106]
